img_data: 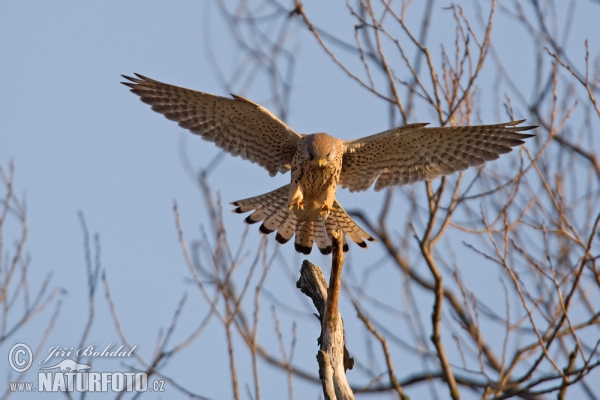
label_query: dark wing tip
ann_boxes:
[343,243,349,252]
[121,73,155,87]
[318,246,333,255]
[244,216,259,225]
[507,120,537,132]
[367,236,377,242]
[121,73,143,86]
[259,224,274,235]
[519,127,537,132]
[134,72,151,81]
[276,233,291,244]
[357,241,368,248]
[232,207,245,214]
[295,242,312,255]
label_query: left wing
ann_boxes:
[340,120,535,192]
[122,73,302,176]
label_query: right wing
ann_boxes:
[341,121,535,192]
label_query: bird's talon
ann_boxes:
[319,204,335,219]
[290,200,306,210]
[320,204,335,213]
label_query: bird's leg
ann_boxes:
[319,181,337,220]
[288,184,305,210]
[290,200,306,210]
[319,203,335,220]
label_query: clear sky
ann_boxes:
[1,1,599,399]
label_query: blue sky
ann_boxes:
[2,1,600,399]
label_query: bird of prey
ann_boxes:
[122,73,535,255]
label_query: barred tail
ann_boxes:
[330,200,376,250]
[231,185,376,255]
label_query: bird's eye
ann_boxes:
[326,151,331,157]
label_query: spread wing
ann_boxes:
[340,120,535,192]
[122,73,302,176]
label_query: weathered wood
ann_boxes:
[296,229,354,399]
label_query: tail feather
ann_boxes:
[276,214,298,244]
[342,235,349,252]
[331,200,376,248]
[294,220,315,255]
[324,213,350,252]
[231,184,376,254]
[314,218,332,255]
[248,194,287,227]
[231,185,288,214]
[261,206,289,233]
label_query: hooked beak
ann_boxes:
[317,159,325,168]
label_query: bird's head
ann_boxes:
[302,133,340,168]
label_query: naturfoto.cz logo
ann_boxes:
[7,343,165,394]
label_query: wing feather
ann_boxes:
[341,121,535,192]
[122,73,302,176]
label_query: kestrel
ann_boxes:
[122,73,535,255]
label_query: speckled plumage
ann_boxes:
[288,133,344,222]
[123,73,535,254]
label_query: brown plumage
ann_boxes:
[123,73,535,255]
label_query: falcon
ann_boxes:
[122,73,535,255]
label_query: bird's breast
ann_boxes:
[297,162,339,195]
